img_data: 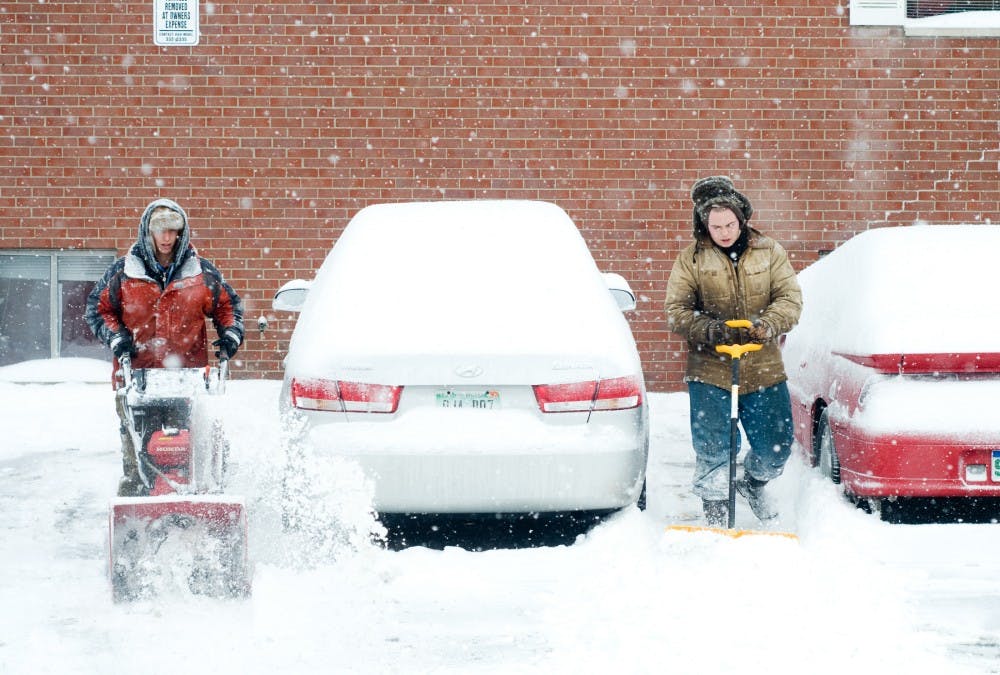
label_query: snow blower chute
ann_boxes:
[667,320,798,541]
[109,356,251,601]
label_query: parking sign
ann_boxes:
[154,0,199,46]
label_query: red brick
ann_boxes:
[2,0,998,387]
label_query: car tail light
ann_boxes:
[337,381,403,413]
[291,377,402,413]
[533,375,643,413]
[834,352,1000,375]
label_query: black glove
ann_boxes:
[747,319,774,344]
[212,329,241,360]
[109,330,135,359]
[705,320,746,347]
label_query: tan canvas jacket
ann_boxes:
[664,229,802,392]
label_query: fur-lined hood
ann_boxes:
[137,198,193,270]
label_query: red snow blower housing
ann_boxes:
[108,356,250,602]
[145,428,192,494]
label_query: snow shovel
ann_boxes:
[666,320,797,541]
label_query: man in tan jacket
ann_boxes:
[664,176,802,527]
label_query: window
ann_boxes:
[850,0,1000,35]
[908,0,1000,17]
[0,251,116,366]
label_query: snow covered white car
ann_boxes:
[781,225,1000,515]
[272,200,649,516]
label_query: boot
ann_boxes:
[117,473,146,497]
[702,499,728,528]
[737,474,777,522]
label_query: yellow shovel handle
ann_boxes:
[714,319,764,359]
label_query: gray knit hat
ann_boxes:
[690,176,753,237]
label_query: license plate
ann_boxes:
[993,450,1000,482]
[435,390,500,410]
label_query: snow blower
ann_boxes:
[109,356,251,601]
[667,320,798,541]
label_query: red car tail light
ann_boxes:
[291,377,402,413]
[291,378,343,411]
[337,380,403,413]
[592,375,644,410]
[533,374,643,413]
[533,380,598,413]
[835,352,1000,375]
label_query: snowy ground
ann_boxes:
[1,358,998,674]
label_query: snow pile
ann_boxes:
[0,357,110,384]
[792,224,1000,356]
[285,200,639,376]
[854,377,1000,437]
[0,374,996,673]
[308,406,636,455]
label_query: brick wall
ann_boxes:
[2,1,998,389]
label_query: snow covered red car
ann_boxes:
[272,200,648,516]
[781,225,1000,514]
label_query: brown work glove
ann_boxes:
[747,319,774,344]
[704,320,747,346]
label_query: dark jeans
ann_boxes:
[687,380,793,501]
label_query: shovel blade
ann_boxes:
[665,523,798,540]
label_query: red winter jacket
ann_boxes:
[85,199,244,382]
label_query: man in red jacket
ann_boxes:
[86,198,244,496]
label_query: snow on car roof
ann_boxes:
[286,200,638,368]
[792,224,1000,355]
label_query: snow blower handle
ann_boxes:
[205,356,229,394]
[117,355,134,390]
[218,357,229,395]
[715,320,764,360]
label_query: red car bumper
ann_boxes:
[833,426,1000,498]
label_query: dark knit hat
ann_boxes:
[690,176,753,237]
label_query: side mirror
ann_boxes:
[603,272,637,312]
[272,279,312,313]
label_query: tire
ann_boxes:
[809,407,825,468]
[855,495,889,520]
[817,409,841,484]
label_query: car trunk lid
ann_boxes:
[835,352,1000,375]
